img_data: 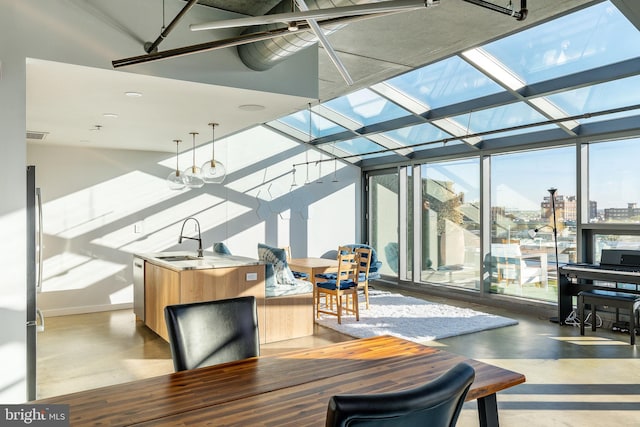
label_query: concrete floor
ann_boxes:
[36,288,640,426]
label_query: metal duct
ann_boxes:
[238,0,386,72]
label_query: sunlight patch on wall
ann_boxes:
[308,184,356,257]
[42,252,125,292]
[225,126,306,197]
[92,192,224,251]
[44,170,187,239]
[105,194,251,254]
[109,284,132,305]
[226,222,266,258]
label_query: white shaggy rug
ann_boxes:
[316,290,518,343]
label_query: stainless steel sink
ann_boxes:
[156,255,202,262]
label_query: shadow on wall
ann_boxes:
[28,138,359,315]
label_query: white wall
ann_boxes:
[27,127,360,317]
[0,0,328,403]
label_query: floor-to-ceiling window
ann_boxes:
[419,158,480,289]
[584,137,640,265]
[490,147,576,301]
[368,171,399,278]
[268,1,640,307]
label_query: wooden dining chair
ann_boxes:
[164,296,260,372]
[354,247,372,309]
[325,362,475,427]
[315,251,359,324]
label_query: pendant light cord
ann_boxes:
[190,132,198,172]
[209,122,218,164]
[174,139,181,174]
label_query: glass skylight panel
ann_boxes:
[331,138,390,160]
[275,109,347,139]
[546,75,640,125]
[450,102,554,139]
[481,1,640,84]
[381,122,452,149]
[322,88,410,126]
[384,55,504,109]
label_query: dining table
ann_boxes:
[288,257,340,285]
[33,335,525,426]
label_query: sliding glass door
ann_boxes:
[367,170,399,278]
[420,158,480,289]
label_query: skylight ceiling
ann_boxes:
[265,1,640,167]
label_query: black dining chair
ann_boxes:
[164,296,260,372]
[325,362,475,427]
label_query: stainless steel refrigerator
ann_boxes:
[26,165,44,401]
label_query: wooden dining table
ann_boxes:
[288,257,339,284]
[34,335,525,426]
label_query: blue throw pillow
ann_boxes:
[257,243,297,286]
[213,242,232,255]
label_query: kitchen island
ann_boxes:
[135,251,313,344]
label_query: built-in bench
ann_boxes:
[258,244,314,342]
[578,289,640,345]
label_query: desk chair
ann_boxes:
[164,296,260,372]
[316,251,359,324]
[325,362,475,427]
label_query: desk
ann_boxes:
[289,257,339,284]
[35,336,525,426]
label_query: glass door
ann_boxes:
[367,170,399,279]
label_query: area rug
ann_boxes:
[315,290,518,343]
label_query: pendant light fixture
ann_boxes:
[183,132,205,188]
[201,122,226,184]
[167,139,185,190]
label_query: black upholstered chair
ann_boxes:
[164,296,260,372]
[325,362,475,427]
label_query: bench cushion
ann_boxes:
[579,289,640,303]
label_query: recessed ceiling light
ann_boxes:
[103,113,119,118]
[125,91,142,97]
[238,104,265,111]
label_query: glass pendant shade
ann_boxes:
[167,170,185,190]
[201,159,226,184]
[182,165,205,188]
[201,122,226,184]
[183,132,204,188]
[167,139,185,190]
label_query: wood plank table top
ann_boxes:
[288,257,339,285]
[288,257,339,269]
[34,335,525,426]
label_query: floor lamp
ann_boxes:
[528,188,560,322]
[548,188,560,323]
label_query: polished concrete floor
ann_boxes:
[36,289,640,426]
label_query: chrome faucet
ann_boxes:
[178,217,203,257]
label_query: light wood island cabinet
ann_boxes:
[144,262,266,343]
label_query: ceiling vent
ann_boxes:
[26,131,48,140]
